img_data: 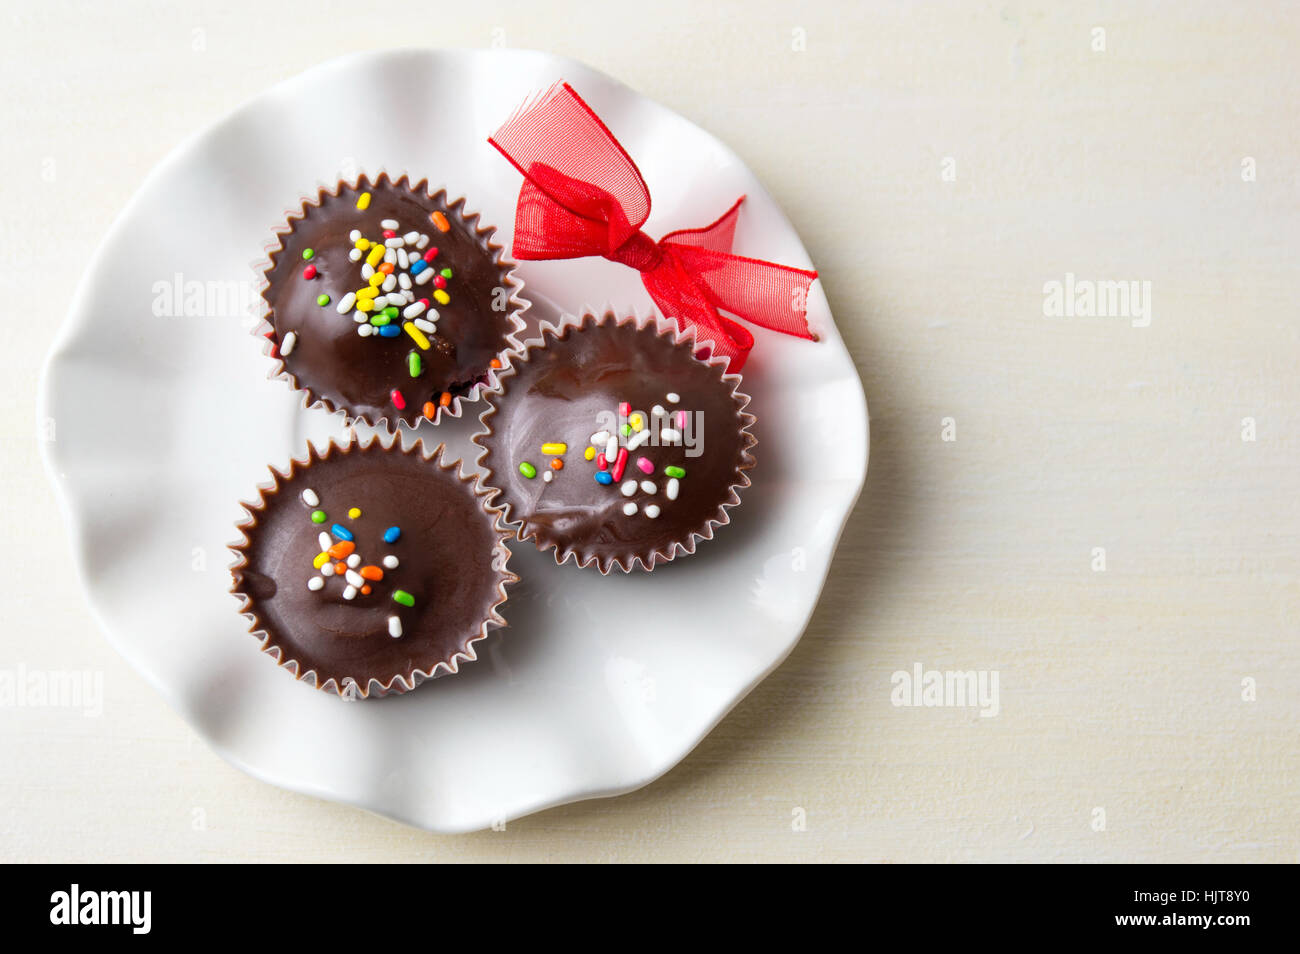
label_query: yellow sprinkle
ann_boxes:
[312,552,330,569]
[368,272,385,287]
[356,192,371,210]
[354,238,370,250]
[403,321,430,350]
[629,414,644,432]
[356,286,378,300]
[584,446,596,461]
[433,289,450,306]
[356,298,374,312]
[365,245,385,268]
[541,442,567,455]
[347,507,361,519]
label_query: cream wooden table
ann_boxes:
[3,1,1295,862]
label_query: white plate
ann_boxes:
[39,49,868,833]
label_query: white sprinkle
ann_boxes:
[620,480,637,497]
[403,301,427,318]
[349,229,362,242]
[652,404,666,418]
[381,274,396,292]
[397,248,409,269]
[423,308,439,322]
[605,436,619,461]
[358,324,373,337]
[398,272,412,290]
[543,471,553,483]
[321,563,336,577]
[361,263,375,279]
[666,392,680,403]
[280,331,297,356]
[402,290,415,303]
[414,317,436,334]
[622,502,638,516]
[627,429,651,451]
[383,248,396,264]
[308,576,324,591]
[343,584,358,600]
[383,555,399,569]
[385,293,405,307]
[590,430,610,446]
[414,267,434,285]
[644,504,661,518]
[660,428,682,444]
[666,477,680,500]
[380,218,399,230]
[385,237,403,248]
[301,489,319,506]
[318,532,331,551]
[640,480,657,494]
[336,292,357,314]
[349,248,363,262]
[346,554,361,568]
[416,233,430,249]
[388,615,403,638]
[403,231,420,245]
[353,311,368,323]
[345,569,364,587]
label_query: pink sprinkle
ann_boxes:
[676,409,687,428]
[636,457,653,474]
[391,389,406,410]
[612,448,628,481]
[423,248,438,263]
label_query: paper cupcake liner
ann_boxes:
[229,433,516,698]
[252,172,529,432]
[473,309,756,574]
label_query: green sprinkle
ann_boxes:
[315,293,330,307]
[664,465,686,479]
[310,509,327,524]
[392,590,415,607]
[302,248,314,260]
[382,306,399,319]
[369,315,391,326]
[408,352,422,377]
[440,267,453,279]
[620,423,632,437]
[519,461,537,479]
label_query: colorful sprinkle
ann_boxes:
[403,321,430,350]
[439,391,452,408]
[620,424,632,437]
[303,264,317,280]
[392,589,415,607]
[618,402,631,417]
[347,507,361,519]
[541,442,567,455]
[302,248,314,261]
[316,293,330,307]
[422,401,437,421]
[595,471,613,485]
[384,526,401,543]
[431,211,450,232]
[356,192,371,210]
[612,448,628,481]
[408,352,422,377]
[664,465,686,479]
[390,388,406,410]
[550,458,563,471]
[519,461,537,479]
[327,541,355,559]
[584,446,596,461]
[330,523,354,541]
[433,289,450,306]
[490,357,503,369]
[636,457,654,474]
[360,565,384,581]
[312,552,330,569]
[629,413,644,432]
[310,510,327,524]
[378,324,400,337]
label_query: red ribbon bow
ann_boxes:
[488,81,819,371]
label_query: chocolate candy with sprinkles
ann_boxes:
[474,313,756,573]
[230,438,515,697]
[259,174,525,427]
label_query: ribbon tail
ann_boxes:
[642,257,755,371]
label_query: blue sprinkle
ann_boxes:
[330,523,354,541]
[409,259,428,276]
[594,471,613,485]
[378,324,401,337]
[383,526,401,543]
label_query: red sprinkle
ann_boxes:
[263,329,278,359]
[597,452,608,471]
[303,264,317,280]
[612,448,628,481]
[382,229,396,239]
[433,275,447,289]
[618,402,630,417]
[422,248,438,263]
[419,298,431,308]
[390,389,406,410]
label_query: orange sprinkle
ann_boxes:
[438,391,451,408]
[327,541,356,559]
[378,262,395,275]
[489,357,502,369]
[422,401,437,421]
[550,458,564,471]
[333,562,347,574]
[360,565,384,581]
[360,585,372,596]
[431,211,450,232]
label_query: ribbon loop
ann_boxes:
[489,81,819,371]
